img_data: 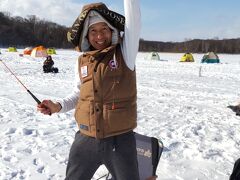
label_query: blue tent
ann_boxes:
[201,52,220,63]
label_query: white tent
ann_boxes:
[146,52,160,60]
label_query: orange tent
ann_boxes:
[23,47,33,55]
[31,46,48,57]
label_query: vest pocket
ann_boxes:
[75,100,94,132]
[103,100,137,134]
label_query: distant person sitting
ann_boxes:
[43,56,58,73]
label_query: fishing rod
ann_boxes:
[0,59,41,104]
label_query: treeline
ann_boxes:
[1,12,240,53]
[0,12,73,48]
[139,38,240,53]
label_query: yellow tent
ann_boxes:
[47,48,56,55]
[8,47,17,52]
[31,46,48,57]
[180,53,194,62]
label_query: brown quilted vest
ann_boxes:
[75,45,137,139]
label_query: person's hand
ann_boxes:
[37,100,62,115]
[146,176,158,180]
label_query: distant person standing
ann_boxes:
[36,0,154,179]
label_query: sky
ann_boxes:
[1,0,240,42]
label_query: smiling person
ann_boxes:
[37,0,141,179]
[88,20,112,50]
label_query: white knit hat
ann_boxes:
[88,15,106,28]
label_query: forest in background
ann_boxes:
[1,12,240,53]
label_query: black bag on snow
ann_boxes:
[230,158,240,180]
[104,132,164,180]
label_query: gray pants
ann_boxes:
[65,131,140,180]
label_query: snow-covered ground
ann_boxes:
[0,49,239,180]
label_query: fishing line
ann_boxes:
[0,59,41,104]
